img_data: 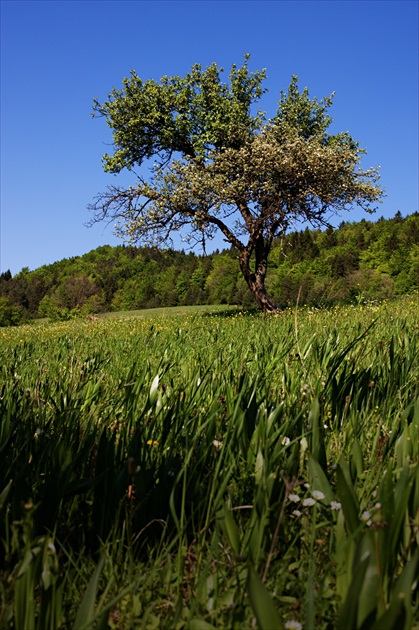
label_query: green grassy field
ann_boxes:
[100,304,241,319]
[1,296,418,629]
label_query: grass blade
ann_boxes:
[247,563,282,630]
[73,553,105,630]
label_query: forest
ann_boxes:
[1,211,418,325]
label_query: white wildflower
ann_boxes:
[281,436,291,446]
[285,621,303,630]
[288,494,301,503]
[330,501,342,511]
[303,498,316,507]
[311,490,325,501]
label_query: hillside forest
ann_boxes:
[1,212,418,325]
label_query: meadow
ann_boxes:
[0,296,418,629]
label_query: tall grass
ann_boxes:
[0,296,418,629]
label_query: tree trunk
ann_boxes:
[249,273,278,312]
[239,238,278,313]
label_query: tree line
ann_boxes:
[0,211,418,325]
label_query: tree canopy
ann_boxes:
[89,56,383,311]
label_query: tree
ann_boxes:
[89,56,383,312]
[205,253,240,304]
[0,297,23,327]
[0,270,12,283]
[58,274,98,311]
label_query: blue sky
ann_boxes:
[1,0,418,275]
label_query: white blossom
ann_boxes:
[289,494,300,503]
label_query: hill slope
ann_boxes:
[1,212,418,323]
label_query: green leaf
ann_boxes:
[246,563,282,630]
[221,504,241,557]
[309,397,327,472]
[149,373,159,404]
[255,448,264,485]
[308,454,334,503]
[17,547,42,579]
[385,465,414,572]
[189,620,217,630]
[335,509,355,601]
[336,457,360,535]
[337,554,370,630]
[14,564,36,630]
[73,554,105,630]
[371,547,419,630]
[350,437,363,480]
[353,535,379,628]
[370,596,405,630]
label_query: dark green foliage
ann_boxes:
[0,297,23,327]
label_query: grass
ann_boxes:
[99,303,241,319]
[0,295,418,629]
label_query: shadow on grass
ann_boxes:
[201,306,261,318]
[101,304,246,320]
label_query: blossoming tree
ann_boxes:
[89,56,383,312]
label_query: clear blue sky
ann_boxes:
[1,0,418,275]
